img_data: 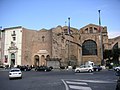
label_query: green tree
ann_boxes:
[112,48,120,64]
[103,49,112,66]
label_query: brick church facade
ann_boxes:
[0,24,120,68]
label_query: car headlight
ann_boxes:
[9,73,12,75]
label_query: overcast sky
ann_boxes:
[0,0,120,38]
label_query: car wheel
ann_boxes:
[96,69,99,71]
[9,78,12,80]
[116,69,119,72]
[44,69,47,72]
[88,69,92,73]
[20,76,22,79]
[76,70,80,73]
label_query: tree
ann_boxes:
[112,48,120,64]
[103,49,112,66]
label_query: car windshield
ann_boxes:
[80,65,84,68]
[10,70,20,72]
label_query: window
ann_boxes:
[11,31,16,36]
[113,42,118,50]
[89,27,93,33]
[90,30,93,33]
[94,27,98,33]
[13,31,15,34]
[94,27,97,30]
[82,40,97,55]
[42,36,45,42]
[13,37,16,41]
[85,28,88,33]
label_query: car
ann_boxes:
[114,66,120,71]
[35,66,52,72]
[93,65,102,71]
[19,66,31,71]
[75,65,93,73]
[9,68,22,80]
[116,71,120,90]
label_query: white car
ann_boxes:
[9,68,22,80]
[75,65,93,73]
[114,66,120,71]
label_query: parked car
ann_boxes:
[19,66,31,71]
[116,71,120,90]
[75,65,93,73]
[35,66,52,72]
[114,66,120,71]
[9,68,22,80]
[93,65,102,71]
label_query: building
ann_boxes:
[0,24,120,68]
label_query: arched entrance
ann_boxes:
[41,55,46,66]
[11,53,15,67]
[34,55,39,66]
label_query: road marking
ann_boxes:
[69,85,92,90]
[75,73,93,75]
[61,79,69,90]
[62,79,116,90]
[61,79,92,90]
[72,79,115,83]
[66,81,88,85]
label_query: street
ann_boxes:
[0,69,118,90]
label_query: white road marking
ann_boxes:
[62,79,116,90]
[66,81,88,85]
[75,73,93,75]
[61,79,92,90]
[61,79,69,90]
[69,85,92,90]
[72,79,115,83]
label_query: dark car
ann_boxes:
[93,65,102,71]
[35,66,51,72]
[19,66,31,71]
[116,71,120,90]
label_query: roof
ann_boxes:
[4,26,22,30]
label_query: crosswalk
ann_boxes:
[62,79,115,90]
[62,79,92,90]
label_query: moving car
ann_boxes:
[9,68,22,80]
[116,71,120,90]
[93,65,102,71]
[75,65,93,73]
[35,66,52,72]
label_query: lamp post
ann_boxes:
[68,17,70,66]
[98,10,104,65]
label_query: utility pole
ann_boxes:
[98,10,104,65]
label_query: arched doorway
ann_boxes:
[41,55,46,66]
[11,53,15,67]
[46,55,50,61]
[34,55,39,66]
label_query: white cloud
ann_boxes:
[108,32,120,39]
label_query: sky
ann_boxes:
[0,0,120,38]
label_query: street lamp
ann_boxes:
[68,17,70,66]
[98,10,104,65]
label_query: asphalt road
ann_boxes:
[0,69,118,90]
